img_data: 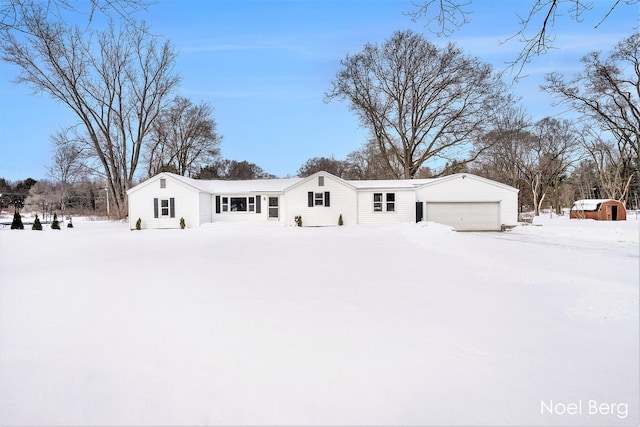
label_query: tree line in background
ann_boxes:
[1,1,637,219]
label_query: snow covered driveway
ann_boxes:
[1,216,638,425]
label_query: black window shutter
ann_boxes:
[308,192,313,207]
[153,198,159,218]
[170,198,175,218]
[215,196,221,214]
[256,195,261,213]
[324,192,330,207]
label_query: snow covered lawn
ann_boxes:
[1,216,638,425]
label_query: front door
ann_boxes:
[268,196,279,219]
[611,205,618,221]
[415,201,424,223]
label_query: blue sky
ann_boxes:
[0,0,637,181]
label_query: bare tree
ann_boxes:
[580,127,635,203]
[344,139,405,180]
[472,106,535,209]
[543,33,639,161]
[543,33,639,205]
[2,10,180,218]
[195,159,275,180]
[473,114,579,213]
[47,128,87,216]
[326,30,509,179]
[518,118,580,215]
[146,96,222,178]
[408,0,638,79]
[1,0,149,34]
[296,156,350,178]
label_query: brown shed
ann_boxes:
[569,199,627,221]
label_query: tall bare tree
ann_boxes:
[408,1,638,79]
[580,126,636,203]
[47,128,87,216]
[1,10,180,217]
[517,118,580,215]
[326,30,509,179]
[296,156,350,178]
[195,159,275,180]
[344,139,405,179]
[145,96,222,178]
[543,33,639,205]
[543,33,639,160]
[1,0,149,34]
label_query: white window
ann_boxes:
[374,193,383,211]
[160,178,166,189]
[386,193,395,212]
[221,196,258,213]
[160,199,170,216]
[315,192,324,206]
[374,193,395,212]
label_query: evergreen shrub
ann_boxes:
[32,214,43,230]
[67,218,74,228]
[51,213,61,230]
[10,212,24,230]
[180,217,186,229]
[136,218,142,230]
[294,215,302,227]
[338,214,344,226]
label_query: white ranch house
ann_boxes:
[127,171,519,231]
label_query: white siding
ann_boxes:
[415,175,519,228]
[357,189,416,225]
[128,174,201,229]
[198,192,212,225]
[284,174,357,226]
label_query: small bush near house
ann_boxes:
[67,218,74,228]
[338,214,344,226]
[294,215,302,227]
[180,217,186,229]
[32,214,43,230]
[11,212,24,230]
[51,213,61,230]
[136,218,142,230]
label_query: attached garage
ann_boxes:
[425,201,501,231]
[416,174,519,231]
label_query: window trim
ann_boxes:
[160,199,170,216]
[373,192,396,213]
[220,195,261,213]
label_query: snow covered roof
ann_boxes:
[163,173,303,193]
[571,199,617,211]
[129,171,517,196]
[347,179,434,189]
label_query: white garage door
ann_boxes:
[426,202,500,231]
